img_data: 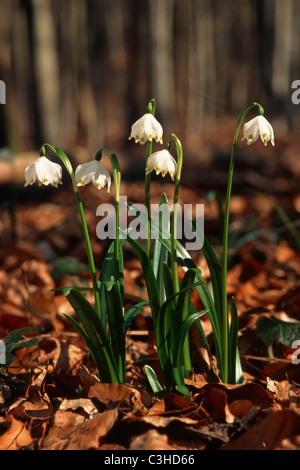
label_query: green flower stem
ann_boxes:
[96,150,121,284]
[41,144,101,319]
[145,98,156,258]
[145,140,152,258]
[170,134,191,373]
[170,134,183,297]
[221,102,264,383]
[96,149,124,383]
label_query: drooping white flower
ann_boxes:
[75,160,111,192]
[146,149,177,181]
[129,113,163,145]
[24,157,63,187]
[242,115,275,146]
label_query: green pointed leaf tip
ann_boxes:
[144,365,165,398]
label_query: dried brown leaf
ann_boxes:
[8,336,84,375]
[129,429,175,450]
[0,414,33,450]
[42,408,118,450]
[222,410,300,450]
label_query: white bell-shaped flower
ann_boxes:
[146,149,177,181]
[24,157,63,187]
[129,113,163,145]
[243,115,275,146]
[75,160,111,191]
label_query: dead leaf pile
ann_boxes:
[0,181,300,450]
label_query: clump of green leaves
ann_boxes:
[22,99,276,396]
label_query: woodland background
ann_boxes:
[1,0,300,451]
[0,0,300,160]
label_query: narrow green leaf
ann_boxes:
[228,296,242,383]
[124,300,149,332]
[173,366,190,398]
[162,262,174,301]
[152,193,169,303]
[125,234,161,328]
[144,365,166,398]
[105,281,126,384]
[3,327,40,346]
[98,239,125,328]
[192,219,223,323]
[173,269,197,372]
[63,313,89,344]
[155,294,174,388]
[148,213,221,363]
[172,310,207,397]
[173,310,208,370]
[63,287,118,383]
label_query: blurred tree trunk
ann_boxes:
[32,0,60,144]
[0,0,299,152]
[149,0,176,124]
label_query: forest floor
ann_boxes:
[0,128,300,451]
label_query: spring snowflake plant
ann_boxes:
[24,100,275,396]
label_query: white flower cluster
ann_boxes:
[25,158,111,191]
[25,110,275,190]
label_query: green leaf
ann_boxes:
[173,310,208,370]
[155,293,175,388]
[172,310,207,396]
[156,276,208,389]
[144,365,166,398]
[104,281,126,383]
[152,240,169,304]
[256,315,300,347]
[124,300,149,332]
[3,327,39,347]
[147,210,219,360]
[98,239,125,328]
[63,314,89,344]
[152,193,169,304]
[228,296,243,384]
[173,366,190,398]
[174,269,199,371]
[162,262,174,301]
[125,233,161,329]
[3,328,40,364]
[63,287,119,383]
[192,219,223,323]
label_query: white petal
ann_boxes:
[257,116,275,146]
[75,160,111,191]
[146,149,177,180]
[243,117,260,145]
[75,161,98,186]
[129,113,163,145]
[24,162,37,186]
[25,157,62,187]
[35,157,62,186]
[243,115,275,147]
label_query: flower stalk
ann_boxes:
[221,102,265,383]
[40,144,101,319]
[168,134,191,374]
[145,99,156,257]
[95,148,121,284]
